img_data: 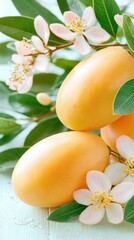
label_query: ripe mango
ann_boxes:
[56,47,134,131]
[101,112,134,151]
[12,132,109,207]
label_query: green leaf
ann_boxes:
[124,196,134,223]
[0,42,16,64]
[24,116,67,146]
[53,58,80,69]
[123,15,134,56]
[0,112,15,119]
[0,132,21,146]
[55,70,70,88]
[93,0,120,37]
[113,79,134,115]
[0,82,11,98]
[31,73,57,94]
[48,202,86,222]
[12,0,62,24]
[57,0,70,14]
[0,147,29,169]
[79,0,92,7]
[0,117,22,135]
[0,16,36,40]
[9,93,51,117]
[57,0,82,15]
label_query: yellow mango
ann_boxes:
[101,112,134,151]
[12,131,109,207]
[56,47,134,131]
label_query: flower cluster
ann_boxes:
[7,7,110,94]
[73,135,134,225]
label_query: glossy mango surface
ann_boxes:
[101,112,134,151]
[56,47,134,131]
[12,131,109,207]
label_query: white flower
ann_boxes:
[6,53,48,93]
[105,135,134,185]
[36,92,52,106]
[50,7,110,55]
[15,16,50,71]
[114,14,123,28]
[74,170,134,225]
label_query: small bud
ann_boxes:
[36,92,52,106]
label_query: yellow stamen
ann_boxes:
[89,190,113,210]
[124,157,134,175]
[67,17,87,33]
[9,63,32,88]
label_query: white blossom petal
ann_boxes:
[104,163,127,185]
[123,174,134,183]
[50,23,75,41]
[106,203,124,224]
[73,189,92,206]
[82,7,96,28]
[114,14,123,28]
[15,41,32,56]
[12,54,25,64]
[34,15,50,45]
[79,205,105,225]
[74,35,92,55]
[85,26,110,43]
[116,135,134,159]
[34,54,49,72]
[110,182,134,204]
[64,11,80,25]
[86,170,111,193]
[31,36,45,53]
[17,70,33,94]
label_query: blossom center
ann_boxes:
[22,38,39,54]
[67,17,87,33]
[89,190,113,210]
[9,63,32,88]
[124,157,134,175]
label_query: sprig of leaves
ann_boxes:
[113,79,134,115]
[124,196,134,224]
[48,202,86,222]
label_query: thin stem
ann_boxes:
[32,110,56,122]
[90,43,128,50]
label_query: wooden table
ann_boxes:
[0,169,134,240]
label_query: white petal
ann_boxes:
[12,54,25,64]
[104,163,127,185]
[86,170,111,193]
[110,182,134,204]
[74,35,92,55]
[15,41,32,56]
[123,174,134,183]
[34,15,50,45]
[116,135,134,159]
[50,23,75,41]
[31,36,45,53]
[34,54,49,72]
[79,205,105,225]
[82,7,96,28]
[85,26,110,43]
[106,203,124,224]
[73,189,92,206]
[114,14,123,28]
[64,11,80,25]
[17,74,33,94]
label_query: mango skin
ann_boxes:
[12,132,109,207]
[56,47,134,131]
[101,112,134,152]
